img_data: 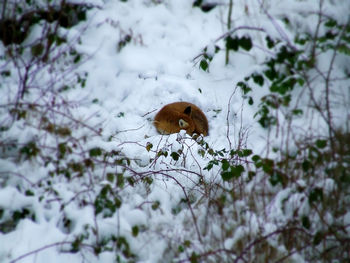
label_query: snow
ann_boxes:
[0,0,349,262]
[0,187,35,211]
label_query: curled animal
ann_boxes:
[154,102,208,136]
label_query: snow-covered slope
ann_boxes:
[0,0,349,262]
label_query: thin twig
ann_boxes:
[324,21,348,158]
[225,0,233,65]
[257,0,297,51]
[192,26,265,62]
[215,26,265,43]
[9,241,76,263]
[234,227,310,263]
[226,87,238,149]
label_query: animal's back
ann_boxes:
[154,102,209,136]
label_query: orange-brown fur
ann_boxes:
[154,102,209,136]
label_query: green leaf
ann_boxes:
[313,231,323,245]
[237,81,252,95]
[292,109,303,116]
[257,111,277,128]
[248,171,256,179]
[225,36,239,51]
[107,173,114,183]
[297,78,305,86]
[239,36,253,51]
[20,141,40,160]
[56,126,72,137]
[192,0,203,7]
[295,35,308,45]
[25,190,34,196]
[204,162,213,171]
[31,43,44,57]
[248,96,254,105]
[117,173,124,188]
[221,159,230,171]
[190,252,199,263]
[71,236,82,252]
[117,112,125,118]
[340,173,350,184]
[264,60,278,81]
[302,216,311,229]
[262,158,274,174]
[73,54,81,64]
[143,177,153,185]
[205,160,218,171]
[221,164,245,180]
[146,142,153,152]
[315,139,327,149]
[178,245,184,253]
[203,52,212,61]
[242,149,252,157]
[221,171,233,181]
[252,74,264,86]
[283,94,291,106]
[157,150,168,157]
[338,44,350,55]
[269,171,284,186]
[324,31,337,40]
[309,188,323,204]
[270,83,288,95]
[77,10,87,22]
[1,70,11,77]
[302,160,311,172]
[127,177,135,187]
[198,149,205,157]
[231,165,244,177]
[325,19,337,27]
[58,143,67,158]
[266,36,275,49]
[94,185,120,216]
[229,150,237,156]
[171,152,180,161]
[114,197,122,209]
[184,240,191,247]
[132,226,139,237]
[277,46,293,63]
[252,155,260,162]
[89,147,102,157]
[200,59,209,71]
[151,201,160,210]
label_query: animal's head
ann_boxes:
[178,106,195,135]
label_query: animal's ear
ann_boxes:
[184,106,191,115]
[179,119,189,128]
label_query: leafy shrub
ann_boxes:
[1,1,349,262]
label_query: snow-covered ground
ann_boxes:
[1,0,349,262]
